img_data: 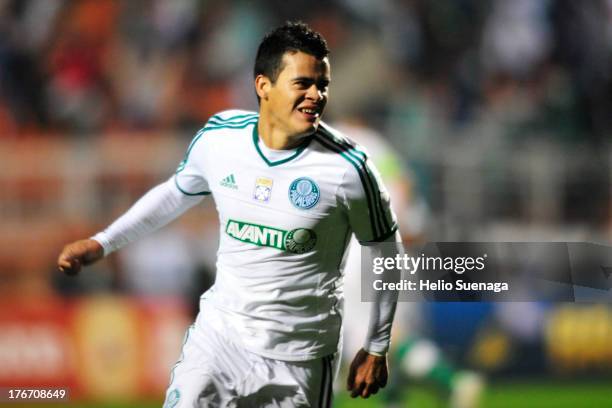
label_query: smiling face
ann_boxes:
[257,51,330,140]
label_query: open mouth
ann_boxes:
[297,107,320,121]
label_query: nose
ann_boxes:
[306,84,323,101]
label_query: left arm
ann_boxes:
[340,146,401,398]
[347,230,402,398]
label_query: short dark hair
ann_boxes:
[254,21,329,83]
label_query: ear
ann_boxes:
[255,74,271,101]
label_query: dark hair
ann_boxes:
[254,21,329,83]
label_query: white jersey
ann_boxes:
[175,110,398,361]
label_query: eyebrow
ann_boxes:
[292,76,330,85]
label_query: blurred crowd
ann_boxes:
[1,2,612,394]
[2,0,612,292]
[1,0,611,140]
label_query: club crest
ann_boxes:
[164,389,180,408]
[254,176,273,202]
[285,228,317,253]
[289,177,320,209]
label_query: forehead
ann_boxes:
[278,51,330,78]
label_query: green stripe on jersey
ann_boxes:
[213,112,258,121]
[321,127,392,234]
[315,128,394,240]
[204,119,257,132]
[314,133,381,237]
[175,116,257,196]
[208,113,258,126]
[179,119,257,173]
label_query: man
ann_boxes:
[58,22,401,407]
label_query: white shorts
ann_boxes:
[163,316,339,408]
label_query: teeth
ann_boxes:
[301,108,317,114]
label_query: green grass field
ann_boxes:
[8,380,611,407]
[332,380,612,408]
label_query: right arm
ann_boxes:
[59,120,213,275]
[57,178,204,275]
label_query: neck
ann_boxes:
[257,109,307,150]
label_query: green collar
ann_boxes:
[252,122,312,167]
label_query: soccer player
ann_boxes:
[57,22,401,407]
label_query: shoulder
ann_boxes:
[186,109,258,151]
[312,122,371,173]
[208,109,259,124]
[203,109,259,133]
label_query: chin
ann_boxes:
[290,125,315,138]
[303,126,318,137]
[302,120,320,133]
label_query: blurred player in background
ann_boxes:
[57,22,402,407]
[336,119,484,408]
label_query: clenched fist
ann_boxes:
[347,348,388,398]
[57,239,104,275]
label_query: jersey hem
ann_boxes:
[91,233,113,256]
[174,175,211,196]
[199,302,339,362]
[239,342,338,362]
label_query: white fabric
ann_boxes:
[362,230,401,354]
[92,179,202,255]
[93,109,399,362]
[163,314,338,408]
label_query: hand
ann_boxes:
[57,239,104,275]
[347,348,388,399]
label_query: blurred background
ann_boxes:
[0,0,611,407]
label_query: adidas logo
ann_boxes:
[220,174,238,189]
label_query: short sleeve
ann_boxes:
[174,127,211,196]
[343,150,398,243]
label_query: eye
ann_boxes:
[294,80,310,89]
[318,81,330,92]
